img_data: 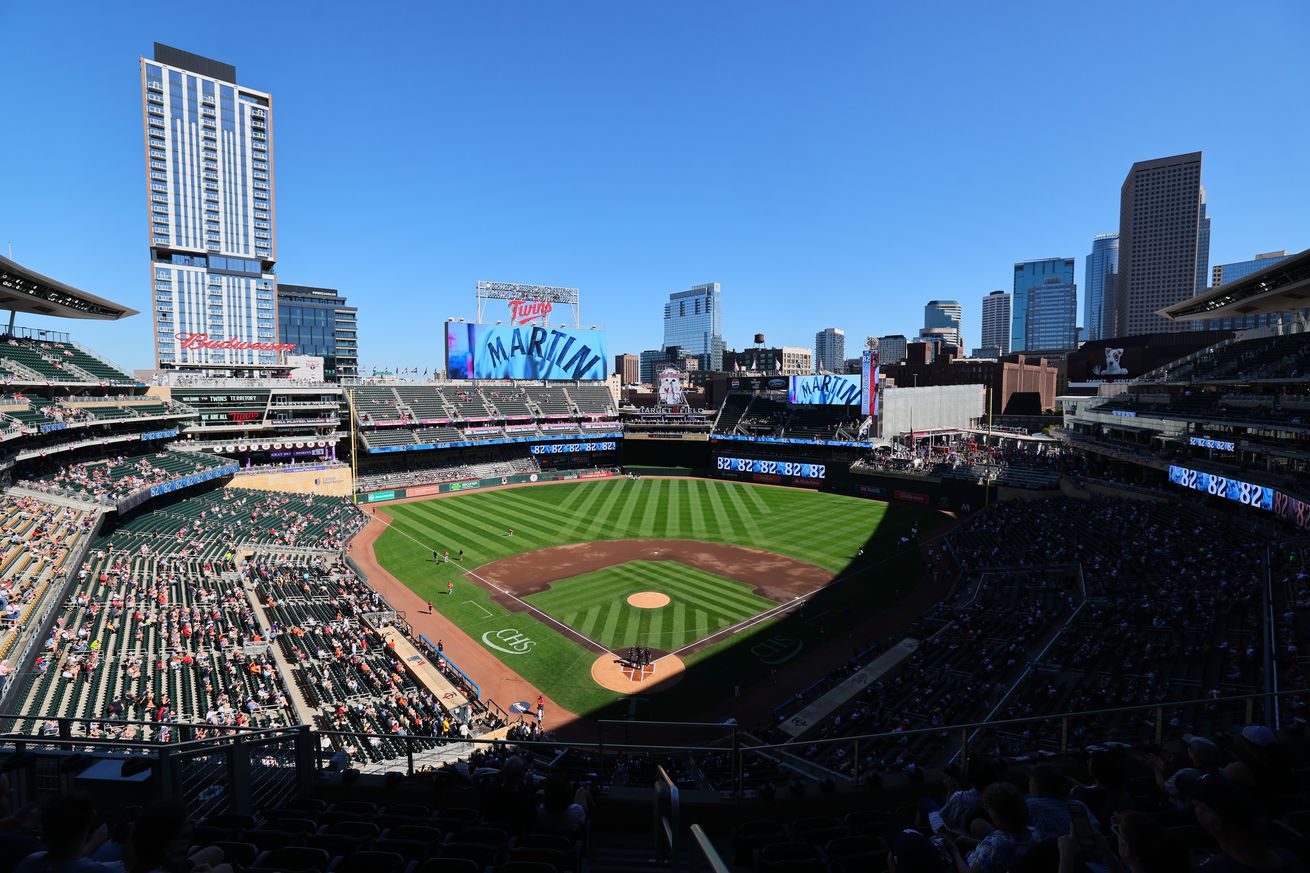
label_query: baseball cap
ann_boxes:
[891,830,947,873]
[1174,771,1258,826]
[1180,735,1223,767]
[1240,725,1277,748]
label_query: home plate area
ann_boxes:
[590,649,686,692]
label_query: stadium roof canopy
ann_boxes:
[0,255,138,320]
[1159,246,1310,321]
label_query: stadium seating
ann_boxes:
[21,450,232,504]
[566,384,615,416]
[0,335,136,386]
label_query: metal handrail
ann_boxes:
[654,765,680,871]
[689,825,730,873]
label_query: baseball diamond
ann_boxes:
[371,476,939,715]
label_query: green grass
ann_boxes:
[525,560,778,652]
[372,477,938,716]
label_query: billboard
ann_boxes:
[657,367,686,406]
[445,323,608,380]
[860,351,879,416]
[788,374,861,405]
[287,355,324,381]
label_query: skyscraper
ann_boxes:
[980,290,1011,355]
[1110,152,1208,338]
[663,283,723,371]
[1083,233,1119,343]
[814,328,845,373]
[142,44,280,369]
[277,284,358,381]
[878,334,908,365]
[1013,259,1077,351]
[923,300,963,348]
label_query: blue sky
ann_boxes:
[2,1,1308,373]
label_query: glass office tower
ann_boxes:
[277,284,358,380]
[663,283,723,371]
[1083,233,1118,343]
[1013,258,1076,351]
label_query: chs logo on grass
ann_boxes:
[508,299,553,325]
[482,628,536,654]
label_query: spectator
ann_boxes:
[1103,811,1189,873]
[535,777,592,834]
[123,800,230,873]
[945,782,1036,873]
[940,758,996,831]
[1026,764,1100,842]
[14,793,113,873]
[1177,771,1307,873]
[1071,752,1132,831]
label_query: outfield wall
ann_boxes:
[356,468,617,505]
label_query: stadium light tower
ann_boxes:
[475,281,581,327]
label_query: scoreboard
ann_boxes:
[1167,465,1273,510]
[716,456,827,479]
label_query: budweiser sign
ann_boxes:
[175,333,296,352]
[508,299,552,325]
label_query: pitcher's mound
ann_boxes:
[591,652,685,693]
[627,591,671,608]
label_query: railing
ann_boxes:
[688,824,731,873]
[3,326,71,343]
[654,765,681,870]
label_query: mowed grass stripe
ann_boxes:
[700,477,749,541]
[664,479,683,536]
[687,479,709,536]
[411,501,510,554]
[734,480,772,514]
[620,563,769,622]
[719,482,766,539]
[639,478,663,530]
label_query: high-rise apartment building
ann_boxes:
[141,44,280,368]
[878,334,908,365]
[277,284,358,380]
[663,283,723,371]
[1110,152,1208,338]
[614,353,639,385]
[814,328,845,373]
[923,300,963,348]
[1083,233,1119,343]
[980,290,1011,355]
[1013,258,1076,351]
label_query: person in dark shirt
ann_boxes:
[1177,771,1307,873]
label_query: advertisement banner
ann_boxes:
[287,354,325,381]
[860,352,879,417]
[445,323,608,380]
[893,489,930,504]
[788,374,862,406]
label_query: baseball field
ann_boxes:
[371,476,939,716]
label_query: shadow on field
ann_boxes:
[572,502,954,730]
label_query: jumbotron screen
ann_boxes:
[446,323,608,380]
[789,374,861,405]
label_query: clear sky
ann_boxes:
[2,0,1308,373]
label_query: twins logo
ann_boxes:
[481,628,536,655]
[508,300,553,325]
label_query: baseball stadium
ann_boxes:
[0,33,1308,873]
[2,250,1309,871]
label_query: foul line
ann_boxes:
[367,514,617,658]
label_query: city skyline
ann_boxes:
[1,3,1308,372]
